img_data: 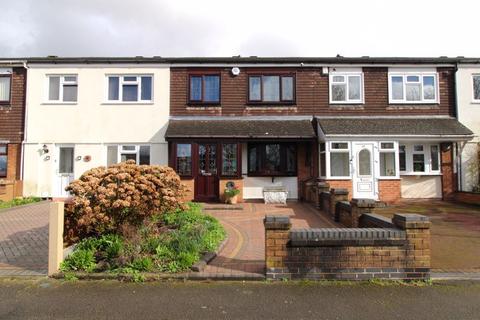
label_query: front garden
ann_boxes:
[60,161,225,276]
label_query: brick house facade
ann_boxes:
[0,64,26,201]
[165,57,473,203]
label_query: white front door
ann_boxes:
[352,142,377,199]
[54,146,75,197]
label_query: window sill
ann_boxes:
[329,101,364,105]
[42,102,78,105]
[378,177,401,180]
[326,177,351,180]
[101,102,154,105]
[247,102,296,106]
[400,172,442,176]
[470,101,480,104]
[187,102,221,106]
[246,106,298,111]
[186,106,222,110]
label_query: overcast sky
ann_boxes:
[0,0,477,58]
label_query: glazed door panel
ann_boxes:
[195,143,219,201]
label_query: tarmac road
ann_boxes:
[0,279,479,319]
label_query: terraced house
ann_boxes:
[165,57,473,203]
[22,57,170,198]
[6,56,475,203]
[0,60,26,201]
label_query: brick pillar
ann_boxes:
[264,215,291,279]
[393,213,431,278]
[440,142,455,200]
[349,198,376,227]
[329,188,349,221]
[314,182,330,209]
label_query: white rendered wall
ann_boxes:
[401,176,442,198]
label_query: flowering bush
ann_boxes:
[64,161,187,242]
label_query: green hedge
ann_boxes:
[0,197,42,210]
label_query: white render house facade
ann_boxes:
[23,59,170,197]
[456,62,480,192]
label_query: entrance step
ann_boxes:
[203,204,244,211]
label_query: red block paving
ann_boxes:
[199,202,338,278]
[0,202,50,276]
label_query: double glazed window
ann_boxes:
[329,73,363,103]
[389,73,438,103]
[189,75,220,103]
[0,145,7,177]
[248,75,295,103]
[107,75,153,103]
[399,143,440,174]
[329,142,350,177]
[379,142,396,177]
[248,143,296,176]
[0,74,11,104]
[176,144,192,176]
[107,145,150,166]
[47,75,78,102]
[473,75,480,102]
[221,143,238,176]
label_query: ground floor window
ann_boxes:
[399,143,440,174]
[379,142,396,177]
[0,144,7,177]
[221,143,238,176]
[329,142,350,177]
[176,143,192,176]
[248,142,296,176]
[107,145,150,166]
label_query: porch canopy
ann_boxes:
[316,117,474,141]
[165,117,316,141]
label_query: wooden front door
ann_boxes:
[195,143,219,202]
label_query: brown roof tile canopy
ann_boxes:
[316,117,474,138]
[165,119,316,139]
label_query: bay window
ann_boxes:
[248,143,296,176]
[107,145,150,166]
[329,142,350,177]
[0,145,7,177]
[189,75,220,103]
[248,75,295,103]
[47,75,78,103]
[0,74,11,104]
[329,73,363,103]
[107,75,153,103]
[389,72,438,103]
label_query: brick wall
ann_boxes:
[219,178,244,203]
[441,143,455,200]
[0,144,23,201]
[378,179,401,203]
[170,67,455,117]
[453,192,480,206]
[180,178,195,202]
[264,213,431,281]
[325,180,353,200]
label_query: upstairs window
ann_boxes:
[189,75,220,103]
[0,144,7,177]
[248,75,295,103]
[0,74,11,104]
[473,75,480,102]
[389,73,438,103]
[329,73,363,103]
[107,75,153,103]
[47,75,78,103]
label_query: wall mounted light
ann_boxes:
[42,144,49,155]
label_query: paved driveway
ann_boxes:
[0,202,50,276]
[200,202,338,278]
[373,200,480,272]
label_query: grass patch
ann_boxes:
[61,203,226,275]
[0,197,42,210]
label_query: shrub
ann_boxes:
[64,161,187,242]
[0,197,42,210]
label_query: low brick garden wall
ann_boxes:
[453,191,480,206]
[264,213,431,281]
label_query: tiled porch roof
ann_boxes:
[165,118,316,140]
[316,117,474,139]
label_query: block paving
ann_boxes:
[198,201,338,278]
[0,202,50,276]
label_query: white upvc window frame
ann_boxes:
[399,143,441,175]
[45,74,78,104]
[326,141,351,179]
[106,144,151,165]
[388,72,439,104]
[105,74,154,104]
[378,141,399,179]
[329,72,364,104]
[472,74,480,103]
